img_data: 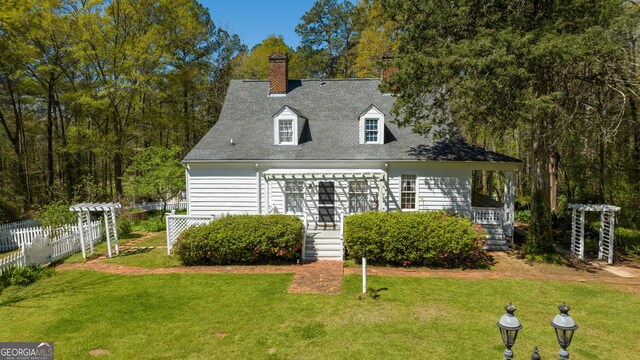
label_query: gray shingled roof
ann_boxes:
[184,79,520,162]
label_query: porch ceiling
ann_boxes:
[262,169,385,181]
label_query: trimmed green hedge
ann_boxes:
[174,214,303,265]
[343,211,489,268]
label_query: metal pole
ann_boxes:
[362,246,367,294]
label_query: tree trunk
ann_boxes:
[549,151,559,211]
[598,137,605,203]
[46,76,55,190]
[526,115,554,255]
[114,150,123,197]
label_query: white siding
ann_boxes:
[187,165,258,216]
[387,164,471,215]
[186,161,480,219]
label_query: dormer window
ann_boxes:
[273,105,307,145]
[365,119,379,143]
[359,105,384,144]
[279,119,294,144]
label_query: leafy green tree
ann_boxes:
[382,0,638,254]
[295,0,356,78]
[352,0,397,78]
[233,35,303,79]
[123,146,185,216]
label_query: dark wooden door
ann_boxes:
[318,181,335,223]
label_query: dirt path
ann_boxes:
[55,251,640,296]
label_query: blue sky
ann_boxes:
[200,0,318,49]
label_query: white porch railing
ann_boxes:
[471,207,504,226]
[128,201,187,212]
[165,214,215,254]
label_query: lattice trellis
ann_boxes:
[166,215,215,254]
[568,204,620,264]
[70,202,120,259]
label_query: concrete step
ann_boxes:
[304,250,343,261]
[306,243,343,252]
[307,231,341,239]
[485,244,510,251]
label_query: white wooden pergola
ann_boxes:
[69,202,121,259]
[568,203,620,264]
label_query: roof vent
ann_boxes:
[230,138,235,145]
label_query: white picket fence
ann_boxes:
[0,220,102,273]
[165,214,215,254]
[0,219,41,252]
[128,201,187,212]
[0,252,26,274]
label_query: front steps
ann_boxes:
[304,230,343,261]
[483,225,510,251]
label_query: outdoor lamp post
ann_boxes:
[497,303,522,360]
[550,303,579,360]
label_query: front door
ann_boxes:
[318,181,335,223]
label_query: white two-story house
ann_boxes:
[182,52,520,260]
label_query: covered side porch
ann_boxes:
[470,169,515,250]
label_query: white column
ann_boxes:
[580,210,586,261]
[85,212,94,254]
[599,210,605,260]
[110,210,119,255]
[103,212,112,258]
[256,164,262,214]
[503,170,515,240]
[608,211,615,264]
[77,212,86,260]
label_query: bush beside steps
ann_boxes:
[174,214,303,266]
[344,211,490,269]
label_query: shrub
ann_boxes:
[514,210,531,223]
[0,265,54,291]
[35,201,76,229]
[141,217,165,232]
[524,190,554,255]
[343,211,489,269]
[118,217,132,237]
[174,214,303,265]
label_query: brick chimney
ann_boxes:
[381,51,397,80]
[269,52,288,95]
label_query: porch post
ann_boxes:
[504,170,515,241]
[384,164,389,212]
[256,164,262,214]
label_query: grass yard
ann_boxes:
[103,248,181,268]
[0,271,638,359]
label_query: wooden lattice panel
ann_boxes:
[166,215,215,253]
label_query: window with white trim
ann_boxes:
[359,106,384,144]
[349,180,369,213]
[365,119,378,143]
[401,175,416,209]
[279,119,293,144]
[285,180,305,213]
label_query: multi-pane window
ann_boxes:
[365,119,378,143]
[349,180,369,213]
[401,175,416,209]
[285,180,305,213]
[279,119,293,144]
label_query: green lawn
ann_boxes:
[103,248,181,268]
[134,232,167,247]
[0,271,638,359]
